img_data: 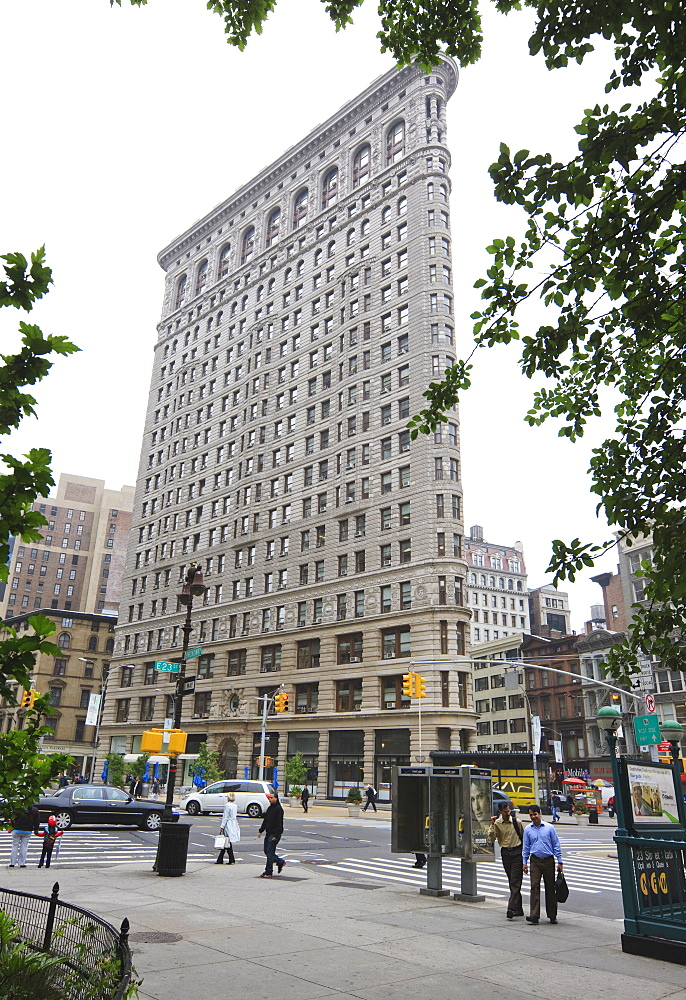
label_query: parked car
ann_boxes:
[180,780,274,818]
[37,784,171,831]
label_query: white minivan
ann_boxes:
[181,780,274,818]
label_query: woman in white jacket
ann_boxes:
[216,791,240,864]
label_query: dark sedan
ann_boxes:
[38,784,173,831]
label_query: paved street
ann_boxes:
[4,809,622,918]
[5,854,685,1000]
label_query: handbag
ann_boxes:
[214,835,230,849]
[555,872,569,903]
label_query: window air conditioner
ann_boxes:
[349,656,361,662]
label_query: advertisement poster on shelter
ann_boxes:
[627,762,680,823]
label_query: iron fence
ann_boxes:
[0,880,132,999]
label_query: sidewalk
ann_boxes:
[7,857,683,1000]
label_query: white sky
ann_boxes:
[0,0,625,630]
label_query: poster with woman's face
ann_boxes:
[627,764,680,823]
[470,778,495,856]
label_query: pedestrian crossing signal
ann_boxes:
[402,673,416,698]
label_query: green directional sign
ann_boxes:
[154,660,180,673]
[184,646,203,661]
[633,714,662,746]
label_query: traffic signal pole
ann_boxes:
[258,694,269,782]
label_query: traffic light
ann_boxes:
[415,674,426,699]
[20,688,37,709]
[402,672,416,698]
[275,691,289,712]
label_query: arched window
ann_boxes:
[88,636,98,652]
[507,578,514,590]
[352,144,370,187]
[321,167,338,209]
[381,205,391,224]
[439,184,448,202]
[218,244,231,278]
[314,248,323,267]
[327,240,335,259]
[346,228,356,247]
[470,573,477,585]
[488,576,495,588]
[241,226,255,265]
[174,274,187,310]
[105,637,114,653]
[386,120,405,164]
[516,580,523,591]
[57,632,71,649]
[427,183,434,201]
[498,577,505,589]
[397,196,407,216]
[266,208,281,248]
[292,188,309,229]
[195,259,208,296]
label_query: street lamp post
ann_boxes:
[658,719,684,770]
[79,658,108,783]
[161,563,208,822]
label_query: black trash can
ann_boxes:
[156,821,190,876]
[588,806,599,825]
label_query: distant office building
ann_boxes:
[0,474,134,620]
[1,609,114,778]
[464,525,529,644]
[99,58,478,798]
[528,584,571,638]
[590,567,628,632]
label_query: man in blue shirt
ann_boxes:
[522,804,563,924]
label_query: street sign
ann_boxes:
[657,741,672,752]
[633,714,662,746]
[645,693,656,714]
[633,656,655,693]
[179,675,196,697]
[154,661,180,673]
[184,646,203,660]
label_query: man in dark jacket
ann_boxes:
[257,793,285,878]
[10,803,41,867]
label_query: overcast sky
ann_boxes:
[0,0,625,631]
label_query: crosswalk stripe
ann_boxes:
[320,855,622,896]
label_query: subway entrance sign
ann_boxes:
[154,661,180,673]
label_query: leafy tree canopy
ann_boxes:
[113,2,685,684]
[189,742,223,786]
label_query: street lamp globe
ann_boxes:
[597,705,623,733]
[659,719,684,744]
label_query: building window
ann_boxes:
[120,665,134,687]
[218,243,231,277]
[228,649,247,676]
[266,208,281,248]
[139,697,155,723]
[175,274,187,310]
[296,683,318,714]
[49,686,62,707]
[57,632,71,649]
[382,627,411,659]
[336,678,362,711]
[293,188,309,229]
[53,659,67,676]
[322,167,338,208]
[386,120,405,164]
[382,675,411,709]
[297,638,320,669]
[353,144,370,187]
[337,632,363,664]
[261,644,282,673]
[241,226,255,264]
[116,699,130,723]
[194,691,212,717]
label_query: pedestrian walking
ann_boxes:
[300,786,310,813]
[565,794,573,816]
[257,792,285,878]
[133,777,143,798]
[608,794,615,819]
[551,794,561,823]
[522,804,563,925]
[487,801,525,919]
[216,792,240,864]
[8,803,41,868]
[58,773,69,788]
[362,784,377,812]
[37,816,63,869]
[151,778,161,801]
[412,853,427,868]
